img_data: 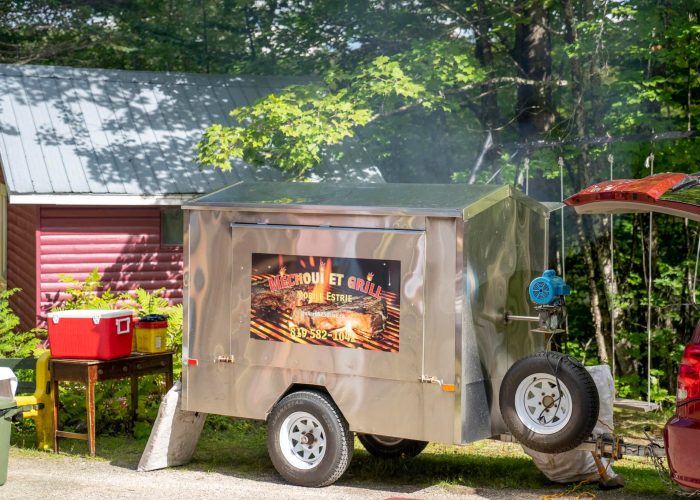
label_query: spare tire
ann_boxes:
[358,434,428,459]
[499,351,599,454]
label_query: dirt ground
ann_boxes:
[2,449,667,500]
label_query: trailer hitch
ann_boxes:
[497,432,666,459]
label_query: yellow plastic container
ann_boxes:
[135,315,168,353]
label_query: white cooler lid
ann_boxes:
[47,309,133,319]
[47,309,134,325]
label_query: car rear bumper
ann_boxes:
[665,403,700,491]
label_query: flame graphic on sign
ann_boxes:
[309,258,332,303]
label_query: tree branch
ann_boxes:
[367,75,568,122]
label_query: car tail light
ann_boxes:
[677,343,700,403]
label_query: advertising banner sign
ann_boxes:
[250,253,400,352]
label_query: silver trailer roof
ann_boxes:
[184,181,547,218]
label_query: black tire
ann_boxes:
[499,351,599,454]
[358,434,428,459]
[267,390,353,487]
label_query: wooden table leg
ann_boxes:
[165,357,173,389]
[52,379,60,453]
[86,366,97,457]
[130,375,138,431]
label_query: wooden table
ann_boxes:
[50,352,173,456]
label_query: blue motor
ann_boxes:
[528,269,571,305]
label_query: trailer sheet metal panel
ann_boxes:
[230,223,426,382]
[182,182,545,446]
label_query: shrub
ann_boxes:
[57,269,119,310]
[0,288,46,358]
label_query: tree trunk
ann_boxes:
[597,216,629,373]
[474,0,499,131]
[576,216,610,363]
[562,0,610,364]
[514,0,554,139]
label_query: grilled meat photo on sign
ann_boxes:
[291,296,387,339]
[250,253,401,352]
[250,283,307,313]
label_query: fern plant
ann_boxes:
[119,288,170,317]
[165,303,183,352]
[119,288,183,371]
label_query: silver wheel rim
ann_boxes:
[514,373,573,435]
[279,411,327,469]
[370,435,404,447]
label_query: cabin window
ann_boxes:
[0,184,6,290]
[160,207,184,246]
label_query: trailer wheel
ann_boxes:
[267,390,353,487]
[499,351,599,454]
[358,434,428,459]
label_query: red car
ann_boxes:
[665,325,700,490]
[566,172,700,491]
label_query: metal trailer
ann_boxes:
[180,182,563,485]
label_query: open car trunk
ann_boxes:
[564,172,700,220]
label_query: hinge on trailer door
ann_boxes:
[216,355,235,364]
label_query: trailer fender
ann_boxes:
[266,383,334,418]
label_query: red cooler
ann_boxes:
[47,310,134,360]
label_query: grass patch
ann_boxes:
[8,409,677,496]
[349,440,545,489]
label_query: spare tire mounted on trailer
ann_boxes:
[499,351,600,453]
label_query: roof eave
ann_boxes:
[7,192,196,206]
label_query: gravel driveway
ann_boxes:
[1,449,667,500]
[1,451,513,499]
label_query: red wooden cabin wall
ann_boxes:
[7,204,38,332]
[37,207,183,323]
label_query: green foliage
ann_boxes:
[118,287,184,375]
[165,304,183,365]
[57,269,119,310]
[0,288,45,358]
[197,40,484,178]
[561,340,599,366]
[56,376,167,438]
[120,288,171,317]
